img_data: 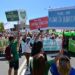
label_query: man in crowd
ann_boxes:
[8,36,19,75]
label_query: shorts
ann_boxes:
[9,60,19,70]
[25,52,31,55]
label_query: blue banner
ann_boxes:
[48,7,75,29]
[43,39,62,51]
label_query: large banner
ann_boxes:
[43,39,62,51]
[48,7,75,29]
[29,17,48,30]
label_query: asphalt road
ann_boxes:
[0,56,25,75]
[0,55,75,75]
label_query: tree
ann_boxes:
[0,22,4,32]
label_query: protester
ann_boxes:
[21,35,27,54]
[30,41,47,75]
[8,36,19,75]
[24,36,31,68]
[46,55,75,75]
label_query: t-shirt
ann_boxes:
[25,41,31,53]
[44,60,55,75]
[69,68,75,75]
[10,40,19,61]
[50,63,59,75]
[21,41,26,53]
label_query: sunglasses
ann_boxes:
[60,58,70,65]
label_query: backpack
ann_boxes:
[5,45,12,60]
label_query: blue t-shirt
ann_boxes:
[69,68,75,75]
[50,63,59,75]
[50,63,75,75]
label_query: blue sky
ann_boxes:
[0,0,75,25]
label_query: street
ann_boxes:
[0,54,75,75]
[0,56,26,75]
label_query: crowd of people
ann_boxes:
[0,31,75,75]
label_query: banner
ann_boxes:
[18,10,26,22]
[29,17,48,30]
[69,39,75,52]
[43,39,62,51]
[5,10,26,22]
[48,7,75,29]
[5,10,19,21]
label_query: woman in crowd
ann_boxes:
[46,54,75,75]
[30,41,47,75]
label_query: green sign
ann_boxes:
[5,11,19,21]
[69,39,75,52]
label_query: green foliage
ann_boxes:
[0,22,4,32]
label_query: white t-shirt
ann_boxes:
[25,41,31,53]
[21,41,26,53]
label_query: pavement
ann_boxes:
[0,56,26,75]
